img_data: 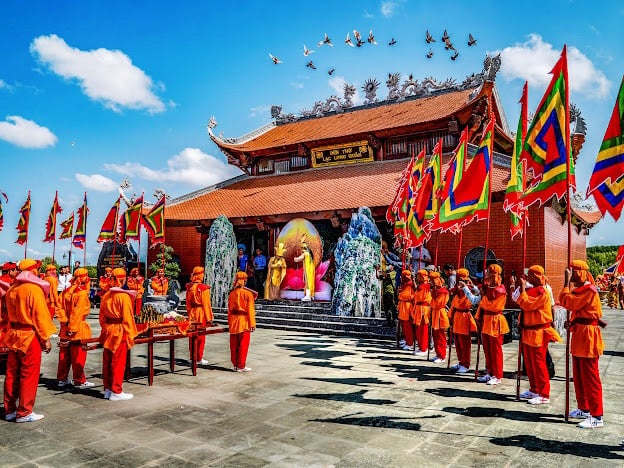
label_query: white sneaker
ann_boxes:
[5,411,16,421]
[402,344,414,351]
[237,367,252,372]
[197,359,209,366]
[569,408,591,419]
[398,339,406,346]
[76,381,95,389]
[527,396,550,405]
[577,416,604,429]
[233,367,238,372]
[50,334,59,338]
[109,392,134,401]
[477,374,491,383]
[16,412,44,423]
[57,379,73,387]
[103,389,112,399]
[519,390,538,399]
[414,350,427,356]
[487,377,502,386]
[450,363,460,370]
[301,296,311,302]
[456,366,469,374]
[432,357,444,363]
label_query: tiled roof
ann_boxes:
[572,208,602,225]
[167,158,510,221]
[213,88,476,153]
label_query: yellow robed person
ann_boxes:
[265,243,287,300]
[294,235,315,302]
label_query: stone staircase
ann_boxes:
[178,299,395,340]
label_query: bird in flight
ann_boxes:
[441,29,450,42]
[451,50,459,60]
[318,33,333,47]
[306,61,317,69]
[425,30,436,43]
[303,44,314,56]
[468,33,477,46]
[388,37,396,46]
[345,32,354,47]
[368,30,377,45]
[426,49,433,59]
[444,38,455,51]
[353,29,364,47]
[328,68,335,75]
[269,53,282,64]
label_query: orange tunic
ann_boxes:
[397,284,415,321]
[430,287,450,330]
[44,275,64,320]
[59,285,91,341]
[449,294,477,335]
[2,278,57,353]
[186,282,213,326]
[559,285,604,358]
[127,276,145,298]
[151,277,169,296]
[99,276,112,294]
[515,287,562,347]
[98,288,138,353]
[411,284,431,325]
[227,287,256,334]
[475,290,510,337]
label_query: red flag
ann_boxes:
[386,156,415,224]
[98,196,121,243]
[16,192,31,246]
[119,195,144,242]
[0,191,8,232]
[143,195,166,247]
[59,212,74,240]
[44,191,63,243]
[73,193,89,249]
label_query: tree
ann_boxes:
[39,256,60,274]
[148,244,181,280]
[587,245,618,278]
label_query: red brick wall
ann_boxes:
[149,226,206,277]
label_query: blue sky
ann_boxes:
[0,0,622,264]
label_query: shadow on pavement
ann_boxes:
[425,386,517,401]
[300,360,353,370]
[489,434,624,460]
[441,406,564,424]
[294,389,397,406]
[301,376,394,387]
[312,413,423,431]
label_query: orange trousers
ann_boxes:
[400,320,414,347]
[102,341,128,394]
[415,322,429,352]
[572,356,603,417]
[482,334,504,379]
[454,333,471,369]
[523,343,550,397]
[57,343,87,384]
[230,332,250,368]
[4,339,43,418]
[432,329,447,360]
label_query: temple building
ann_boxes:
[162,56,600,295]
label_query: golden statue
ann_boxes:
[264,243,287,300]
[294,234,315,301]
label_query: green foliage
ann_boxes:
[39,256,60,274]
[85,265,98,278]
[149,244,180,280]
[587,245,618,277]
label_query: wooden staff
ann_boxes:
[426,319,433,361]
[474,322,482,381]
[516,312,523,400]
[563,49,572,423]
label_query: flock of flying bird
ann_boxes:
[269,29,478,74]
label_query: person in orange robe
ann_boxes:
[126,267,145,315]
[2,259,57,422]
[412,269,432,355]
[99,268,138,401]
[475,264,509,386]
[512,265,562,405]
[150,269,169,296]
[43,264,64,322]
[449,268,478,373]
[185,267,213,366]
[0,279,11,348]
[98,267,113,297]
[0,262,18,285]
[397,270,416,351]
[57,268,94,389]
[559,260,605,429]
[228,271,257,372]
[429,271,449,363]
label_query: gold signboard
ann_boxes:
[311,141,373,168]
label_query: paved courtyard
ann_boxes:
[1,306,624,467]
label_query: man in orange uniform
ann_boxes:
[150,269,168,296]
[412,269,432,356]
[57,268,94,389]
[559,260,605,429]
[429,271,449,363]
[99,268,138,401]
[475,264,509,386]
[512,265,561,405]
[0,262,18,285]
[449,268,478,374]
[2,259,57,422]
[397,270,416,351]
[126,267,145,315]
[186,267,213,366]
[98,267,113,296]
[228,271,257,372]
[43,264,64,321]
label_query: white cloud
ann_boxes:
[328,76,362,105]
[30,34,166,113]
[363,10,374,19]
[27,248,44,257]
[380,1,396,17]
[75,173,118,192]
[290,81,304,90]
[104,147,241,187]
[496,34,611,99]
[0,115,57,149]
[0,79,6,89]
[249,105,270,118]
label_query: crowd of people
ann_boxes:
[0,259,257,423]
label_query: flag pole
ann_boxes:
[24,191,30,260]
[111,196,121,270]
[516,213,528,400]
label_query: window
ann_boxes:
[274,159,290,174]
[257,159,274,174]
[387,137,407,157]
[291,156,308,169]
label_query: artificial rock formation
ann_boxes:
[204,215,237,308]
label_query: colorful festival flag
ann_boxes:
[143,195,166,247]
[73,193,88,249]
[405,149,427,246]
[16,192,31,246]
[0,191,8,232]
[386,155,415,224]
[587,76,624,221]
[390,155,415,246]
[59,212,75,240]
[617,245,624,274]
[98,196,121,243]
[520,46,573,209]
[43,192,62,243]
[119,195,144,242]
[422,138,443,227]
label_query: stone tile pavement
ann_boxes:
[1,306,624,467]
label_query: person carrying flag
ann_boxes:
[429,271,449,363]
[397,270,416,351]
[150,269,168,296]
[228,271,257,372]
[43,264,64,322]
[98,267,113,297]
[186,267,213,366]
[126,268,145,315]
[412,269,431,356]
[449,268,478,374]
